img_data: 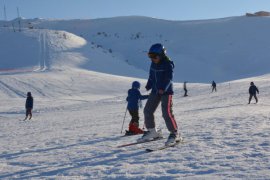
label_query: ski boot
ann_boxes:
[137,128,163,142]
[165,132,182,146]
[125,123,144,136]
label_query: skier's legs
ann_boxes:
[128,110,143,134]
[248,94,253,104]
[28,109,32,119]
[129,110,139,124]
[24,110,28,120]
[161,94,178,133]
[144,93,161,129]
[184,89,187,96]
[25,110,28,117]
[254,94,258,103]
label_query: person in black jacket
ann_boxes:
[212,81,217,92]
[248,82,259,104]
[24,92,34,120]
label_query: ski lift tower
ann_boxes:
[17,7,21,31]
[3,4,8,27]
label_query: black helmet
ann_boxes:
[27,92,32,97]
[132,81,141,89]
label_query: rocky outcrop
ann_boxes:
[246,11,270,17]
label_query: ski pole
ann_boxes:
[120,107,128,134]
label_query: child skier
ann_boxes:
[24,92,33,120]
[137,43,181,146]
[125,81,149,135]
[248,82,259,104]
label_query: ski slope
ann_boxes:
[0,16,270,179]
[1,73,270,179]
[0,27,146,78]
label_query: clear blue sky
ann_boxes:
[1,0,270,20]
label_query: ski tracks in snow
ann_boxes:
[0,80,26,98]
[34,31,48,72]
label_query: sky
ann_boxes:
[1,0,270,21]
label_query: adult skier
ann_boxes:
[24,92,33,120]
[137,43,181,146]
[212,81,217,92]
[125,81,149,135]
[248,82,259,104]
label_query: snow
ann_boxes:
[0,16,270,179]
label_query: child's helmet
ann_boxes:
[27,92,31,97]
[148,43,166,55]
[132,81,141,89]
[250,82,254,85]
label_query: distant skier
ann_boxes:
[183,81,188,97]
[248,82,259,104]
[125,81,149,135]
[212,81,217,92]
[24,92,33,120]
[138,43,181,146]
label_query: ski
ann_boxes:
[121,134,142,138]
[145,140,184,152]
[117,137,163,148]
[122,130,146,137]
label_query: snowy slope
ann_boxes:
[0,28,86,71]
[2,16,270,82]
[0,27,146,77]
[0,27,147,98]
[0,74,270,179]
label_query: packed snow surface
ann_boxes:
[0,16,270,179]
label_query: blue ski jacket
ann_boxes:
[146,57,174,95]
[25,96,34,109]
[126,89,148,110]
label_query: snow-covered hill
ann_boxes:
[0,27,146,77]
[0,28,87,71]
[2,16,270,82]
[0,25,146,98]
[1,16,270,179]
